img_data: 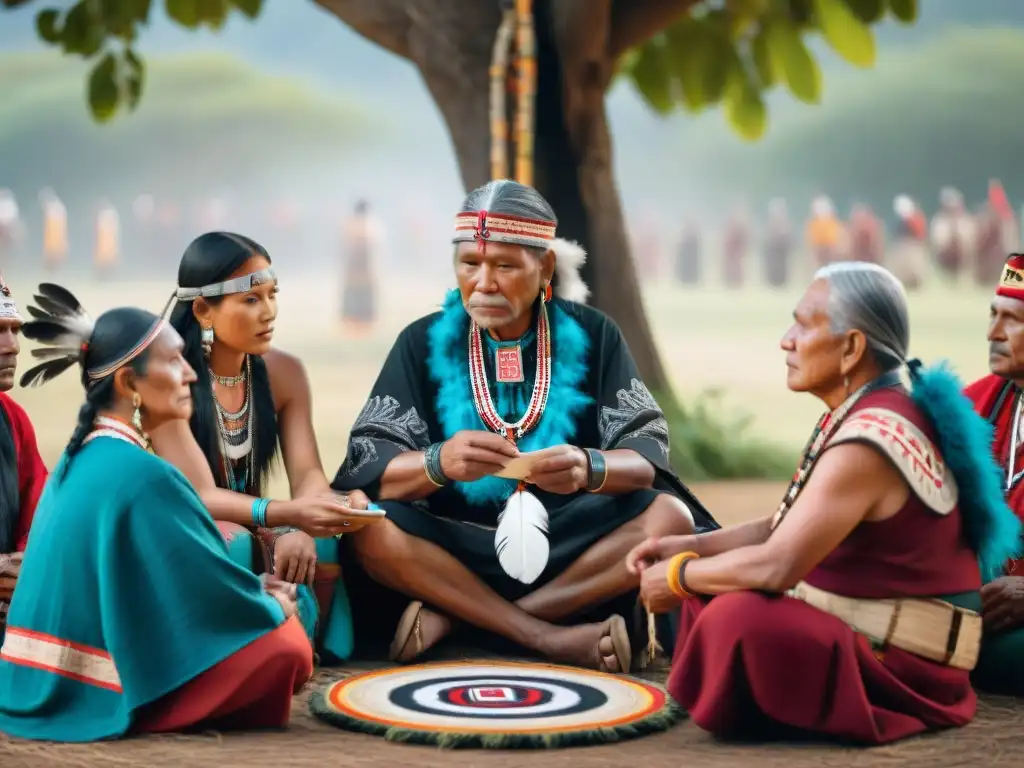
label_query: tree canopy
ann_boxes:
[2,0,917,141]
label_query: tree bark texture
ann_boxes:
[313,0,692,393]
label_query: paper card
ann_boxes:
[494,447,563,480]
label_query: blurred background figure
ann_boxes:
[890,194,928,290]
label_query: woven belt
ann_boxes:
[787,581,980,671]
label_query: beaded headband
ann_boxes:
[86,319,166,381]
[997,254,1024,303]
[453,211,556,251]
[175,268,278,301]
[0,274,22,323]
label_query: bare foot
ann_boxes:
[390,602,455,663]
[540,616,630,673]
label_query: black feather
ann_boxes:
[31,346,79,361]
[19,357,76,388]
[21,319,76,344]
[26,305,54,322]
[32,294,72,318]
[37,283,85,316]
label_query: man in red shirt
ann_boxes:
[0,273,48,633]
[964,251,1024,694]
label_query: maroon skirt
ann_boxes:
[666,591,976,745]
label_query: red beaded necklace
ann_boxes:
[468,300,552,444]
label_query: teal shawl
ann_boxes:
[0,437,289,742]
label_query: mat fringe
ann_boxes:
[308,682,686,750]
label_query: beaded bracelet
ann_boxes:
[665,551,700,599]
[424,441,449,487]
[584,448,608,492]
[250,497,271,528]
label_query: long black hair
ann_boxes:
[0,400,20,554]
[168,232,279,495]
[19,285,159,479]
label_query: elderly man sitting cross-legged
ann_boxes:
[332,180,718,673]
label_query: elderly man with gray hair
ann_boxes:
[630,261,1018,744]
[332,179,718,673]
[964,251,1024,695]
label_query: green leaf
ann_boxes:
[61,1,105,57]
[100,0,152,40]
[813,0,876,68]
[629,38,675,116]
[700,34,737,104]
[197,0,230,29]
[87,52,120,123]
[123,47,145,110]
[35,8,61,44]
[724,66,768,140]
[887,0,917,23]
[751,25,777,88]
[846,0,885,23]
[664,20,710,111]
[230,0,263,19]
[165,0,201,28]
[764,15,822,103]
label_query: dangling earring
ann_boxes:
[543,282,552,303]
[201,326,214,359]
[131,393,151,448]
[843,375,851,398]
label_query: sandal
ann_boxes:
[389,600,424,662]
[598,614,632,674]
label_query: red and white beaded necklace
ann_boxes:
[467,300,552,443]
[84,416,149,450]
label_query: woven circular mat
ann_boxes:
[308,660,684,749]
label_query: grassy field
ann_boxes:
[8,262,992,496]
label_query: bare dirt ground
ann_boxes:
[3,481,1019,768]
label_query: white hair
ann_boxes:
[813,261,910,372]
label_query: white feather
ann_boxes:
[495,489,550,584]
[549,238,590,305]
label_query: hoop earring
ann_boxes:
[131,392,151,448]
[201,326,214,359]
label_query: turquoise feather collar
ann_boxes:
[426,289,592,505]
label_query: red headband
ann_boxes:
[997,253,1024,302]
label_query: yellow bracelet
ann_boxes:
[665,551,700,599]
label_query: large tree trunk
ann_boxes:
[314,0,674,394]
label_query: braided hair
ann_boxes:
[19,284,160,478]
[168,232,280,495]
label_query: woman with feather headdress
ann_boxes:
[331,180,718,672]
[0,285,313,742]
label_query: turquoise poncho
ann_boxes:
[0,436,290,742]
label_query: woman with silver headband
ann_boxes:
[158,232,382,664]
[0,285,313,742]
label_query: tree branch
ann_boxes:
[607,0,701,59]
[309,0,414,60]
